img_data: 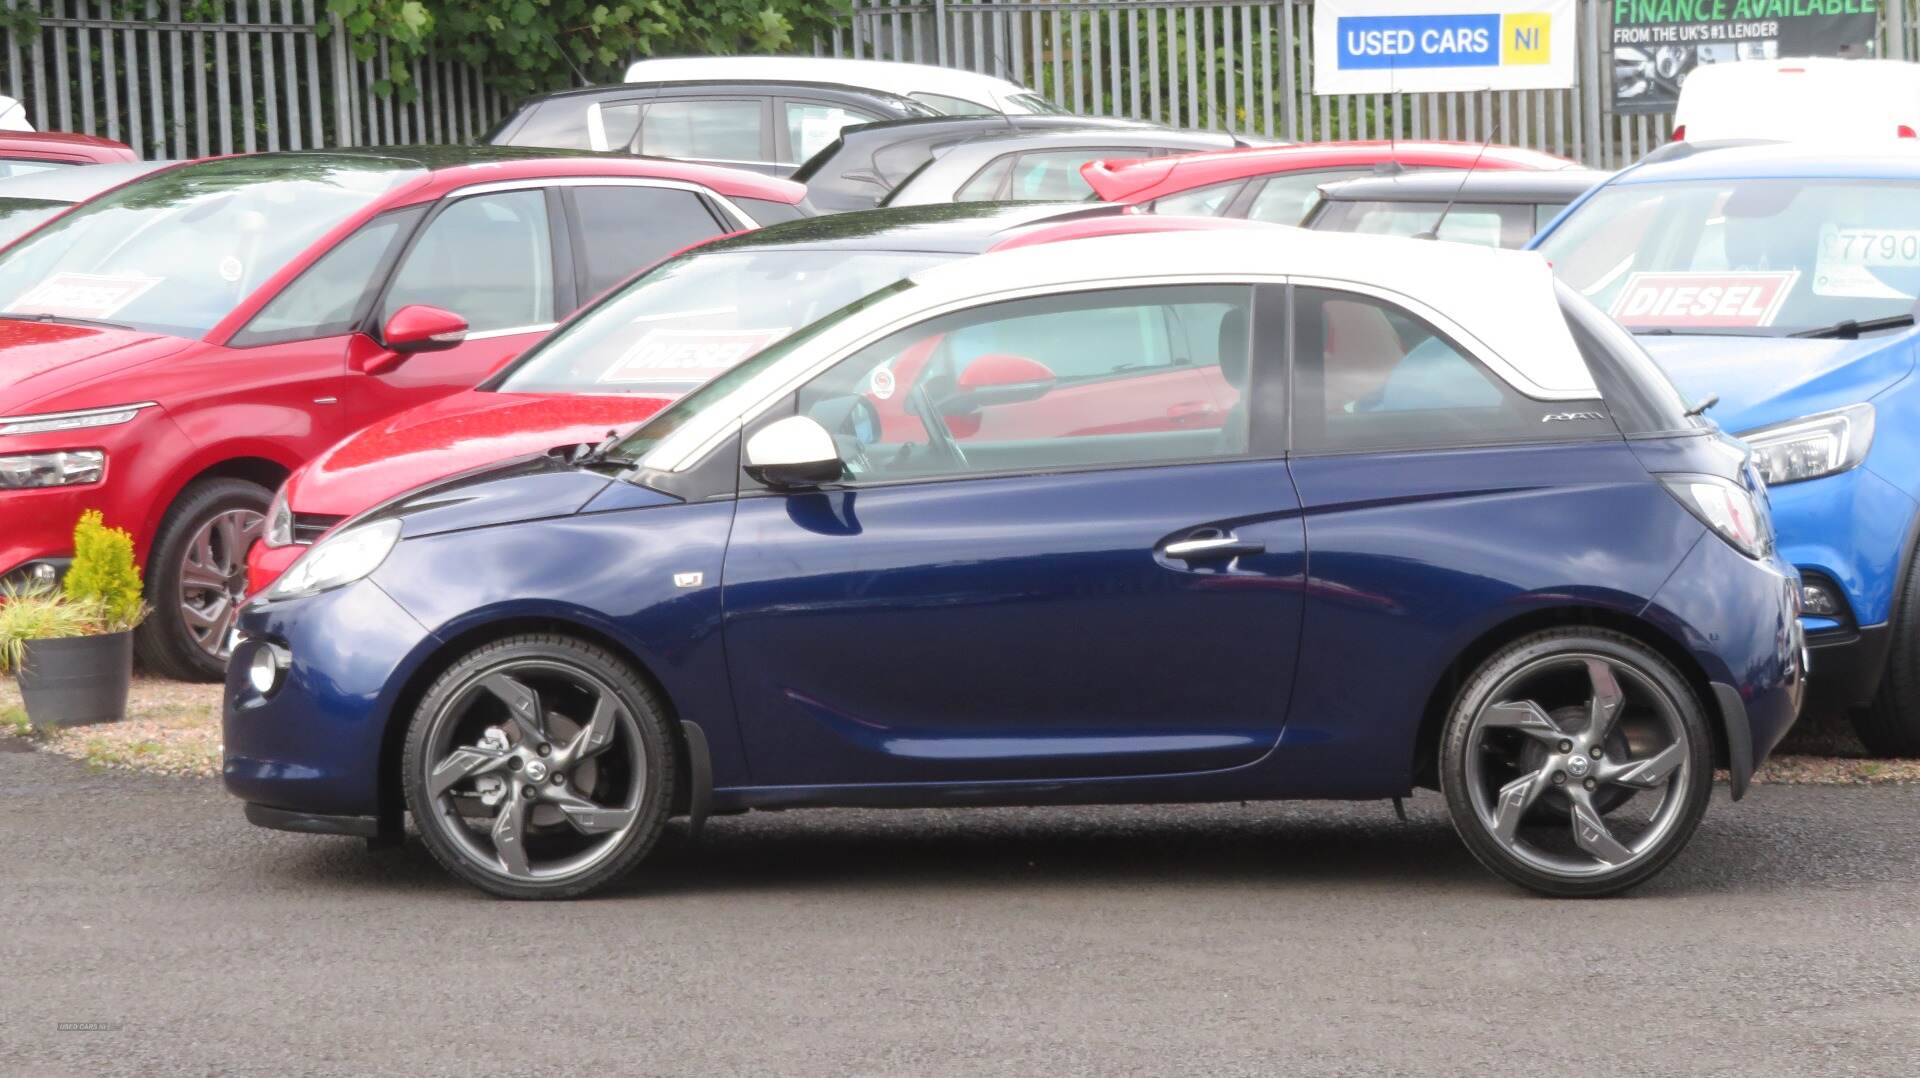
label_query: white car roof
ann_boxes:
[639,228,1597,472]
[622,56,1041,114]
[0,95,31,132]
[1675,59,1920,142]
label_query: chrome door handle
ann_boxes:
[1163,535,1265,561]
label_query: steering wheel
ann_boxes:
[905,373,968,472]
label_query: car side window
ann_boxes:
[568,185,725,299]
[1291,286,1608,452]
[785,102,877,164]
[955,155,1015,200]
[790,284,1254,484]
[1151,181,1243,217]
[234,209,416,346]
[639,99,764,162]
[1248,169,1370,224]
[1006,149,1141,201]
[910,92,997,116]
[382,189,553,334]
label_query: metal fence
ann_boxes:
[827,0,1920,169]
[5,0,1920,167]
[0,0,509,158]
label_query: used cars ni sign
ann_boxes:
[225,230,1804,900]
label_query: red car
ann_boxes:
[247,203,1279,595]
[0,130,140,180]
[0,147,805,679]
[1082,140,1576,225]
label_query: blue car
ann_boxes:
[1534,143,1920,756]
[224,230,1804,899]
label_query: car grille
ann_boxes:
[291,513,345,545]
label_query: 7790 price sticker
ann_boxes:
[1819,226,1920,267]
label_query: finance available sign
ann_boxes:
[1314,0,1576,94]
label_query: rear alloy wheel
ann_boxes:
[135,478,271,681]
[403,636,676,900]
[1441,629,1713,897]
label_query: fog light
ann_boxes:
[1801,582,1843,618]
[247,644,286,696]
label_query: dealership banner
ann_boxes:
[1313,0,1577,94]
[1611,1,1881,113]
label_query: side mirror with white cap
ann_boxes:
[744,415,844,490]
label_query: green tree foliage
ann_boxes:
[322,0,850,102]
[62,511,146,633]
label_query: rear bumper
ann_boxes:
[243,802,381,838]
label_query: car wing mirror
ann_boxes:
[365,305,469,374]
[744,415,844,490]
[938,352,1056,416]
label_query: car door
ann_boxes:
[357,185,565,417]
[720,282,1305,788]
[1280,283,1663,795]
[219,205,425,449]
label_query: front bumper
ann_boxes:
[1767,465,1916,706]
[223,579,436,821]
[0,484,103,586]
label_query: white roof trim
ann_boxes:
[620,56,1039,113]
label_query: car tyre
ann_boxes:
[134,477,272,681]
[403,634,677,900]
[1850,552,1920,757]
[1440,628,1714,898]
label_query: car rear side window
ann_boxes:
[1150,181,1243,217]
[639,99,764,163]
[1312,200,1536,249]
[1291,286,1613,453]
[568,185,725,300]
[1248,169,1371,224]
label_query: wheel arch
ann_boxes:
[373,613,694,835]
[1408,605,1726,791]
[139,451,294,563]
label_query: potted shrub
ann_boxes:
[0,511,146,731]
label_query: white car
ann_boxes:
[1673,58,1920,143]
[0,95,30,132]
[622,56,1058,117]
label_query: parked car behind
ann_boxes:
[225,229,1803,900]
[0,161,172,248]
[793,114,1165,213]
[1532,141,1920,755]
[245,201,1280,594]
[1672,58,1920,143]
[0,95,30,131]
[883,128,1246,206]
[623,56,1059,117]
[1304,169,1611,248]
[1084,140,1577,224]
[0,146,805,680]
[0,130,139,179]
[489,80,937,178]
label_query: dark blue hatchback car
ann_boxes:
[224,230,1804,899]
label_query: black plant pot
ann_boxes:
[16,632,133,731]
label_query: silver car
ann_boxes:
[881,128,1252,207]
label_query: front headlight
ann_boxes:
[1662,473,1769,559]
[0,449,105,489]
[266,518,402,599]
[263,487,293,548]
[0,402,154,437]
[1738,403,1874,486]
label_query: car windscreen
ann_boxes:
[1536,178,1920,336]
[0,196,64,249]
[0,156,421,338]
[495,248,955,396]
[1310,199,1538,249]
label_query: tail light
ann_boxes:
[1670,124,1686,142]
[1900,125,1917,139]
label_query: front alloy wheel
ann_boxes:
[1441,629,1713,897]
[403,636,676,899]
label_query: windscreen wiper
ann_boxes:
[1790,313,1917,340]
[8,311,133,331]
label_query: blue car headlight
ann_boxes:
[267,518,401,600]
[1738,403,1874,486]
